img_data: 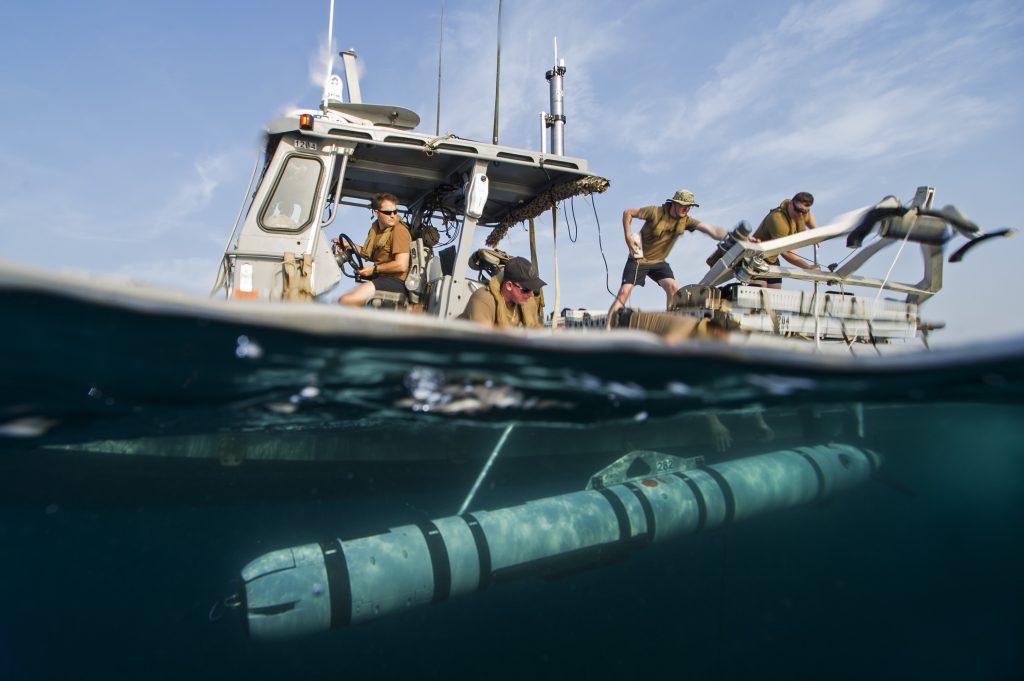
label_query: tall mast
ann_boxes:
[492,0,503,145]
[435,1,445,135]
[545,38,566,155]
[320,0,336,111]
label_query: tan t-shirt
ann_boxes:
[361,220,412,280]
[458,276,542,328]
[753,200,808,265]
[636,204,698,264]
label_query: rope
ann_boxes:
[457,424,515,515]
[870,213,917,320]
[423,133,457,157]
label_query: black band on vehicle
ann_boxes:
[320,539,352,629]
[699,465,736,525]
[797,448,828,502]
[462,514,492,592]
[416,521,452,603]
[597,487,631,542]
[673,472,707,532]
[625,482,657,543]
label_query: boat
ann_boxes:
[0,11,1017,506]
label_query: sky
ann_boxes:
[1,0,1022,346]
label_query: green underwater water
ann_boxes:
[1,285,1023,678]
[1,399,1022,679]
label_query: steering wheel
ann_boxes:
[332,233,366,280]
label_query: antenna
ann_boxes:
[435,1,445,135]
[340,50,362,104]
[492,0,503,145]
[544,37,567,155]
[320,0,336,112]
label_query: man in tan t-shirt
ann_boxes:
[751,191,820,288]
[607,189,728,323]
[335,192,412,306]
[458,257,545,328]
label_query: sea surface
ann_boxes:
[1,295,1022,680]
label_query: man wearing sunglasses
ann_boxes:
[458,256,546,328]
[751,191,820,288]
[336,192,412,305]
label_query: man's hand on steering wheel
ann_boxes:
[332,232,366,280]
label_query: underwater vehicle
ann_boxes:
[237,443,880,638]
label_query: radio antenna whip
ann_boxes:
[492,0,503,144]
[320,0,336,111]
[435,1,445,135]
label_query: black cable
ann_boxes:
[590,194,616,297]
[567,197,579,243]
[828,233,878,271]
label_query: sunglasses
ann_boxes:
[376,209,399,216]
[793,204,810,215]
[510,281,535,295]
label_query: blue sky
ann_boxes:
[1,0,1021,345]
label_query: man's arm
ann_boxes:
[781,214,820,269]
[780,250,820,270]
[622,208,642,253]
[458,290,497,326]
[706,414,732,452]
[692,221,728,240]
[357,252,409,279]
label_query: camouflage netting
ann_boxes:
[485,175,610,247]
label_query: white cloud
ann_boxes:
[616,0,1020,175]
[161,152,238,225]
[724,87,1004,165]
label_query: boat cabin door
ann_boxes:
[223,135,351,301]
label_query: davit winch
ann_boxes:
[236,444,880,638]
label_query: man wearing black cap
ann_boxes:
[458,256,546,328]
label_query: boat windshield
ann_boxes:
[260,155,324,232]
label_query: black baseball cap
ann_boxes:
[503,257,546,292]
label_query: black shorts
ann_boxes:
[372,275,407,294]
[621,260,675,287]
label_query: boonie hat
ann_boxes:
[503,257,547,292]
[668,189,699,207]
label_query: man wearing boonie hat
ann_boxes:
[607,189,729,324]
[458,256,546,328]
